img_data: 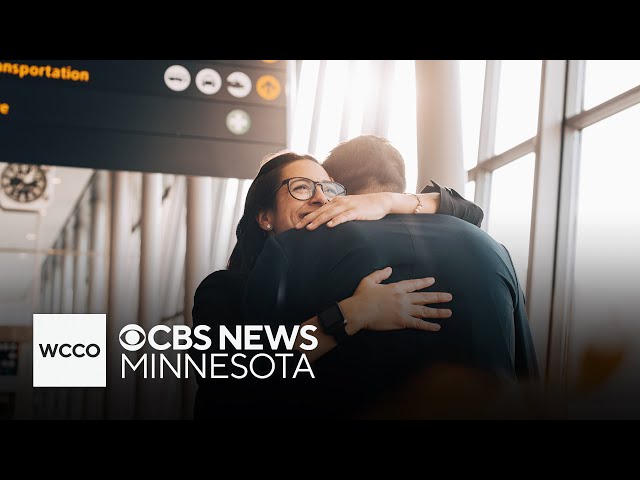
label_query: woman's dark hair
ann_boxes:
[227,151,320,274]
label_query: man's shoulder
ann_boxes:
[398,213,489,234]
[273,222,373,248]
[266,223,393,274]
[273,215,479,248]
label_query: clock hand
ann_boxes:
[23,171,36,184]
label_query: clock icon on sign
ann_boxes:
[1,164,47,203]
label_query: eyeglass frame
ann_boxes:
[271,176,347,201]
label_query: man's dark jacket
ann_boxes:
[244,214,539,417]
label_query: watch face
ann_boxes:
[319,303,346,332]
[1,164,47,203]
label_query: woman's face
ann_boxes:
[265,159,332,235]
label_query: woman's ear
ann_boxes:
[256,210,274,232]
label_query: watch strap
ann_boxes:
[318,303,350,344]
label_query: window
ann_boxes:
[290,60,321,153]
[464,180,475,202]
[584,60,640,110]
[487,154,535,289]
[494,61,542,155]
[387,60,418,192]
[314,61,349,161]
[293,60,420,191]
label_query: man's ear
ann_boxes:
[256,210,274,232]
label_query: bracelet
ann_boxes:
[406,193,423,214]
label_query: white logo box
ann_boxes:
[33,314,106,387]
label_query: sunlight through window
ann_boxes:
[494,61,542,155]
[487,154,536,290]
[584,60,640,110]
[290,60,320,153]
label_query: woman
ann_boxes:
[193,151,481,417]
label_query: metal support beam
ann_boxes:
[566,83,640,130]
[467,137,536,180]
[473,60,501,229]
[547,60,586,395]
[525,60,568,379]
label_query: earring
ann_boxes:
[266,224,271,230]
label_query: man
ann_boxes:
[244,135,539,418]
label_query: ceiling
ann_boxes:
[0,163,94,310]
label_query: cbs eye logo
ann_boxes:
[119,325,146,351]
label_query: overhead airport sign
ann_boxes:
[0,60,287,179]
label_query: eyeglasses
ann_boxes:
[273,177,347,201]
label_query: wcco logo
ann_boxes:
[33,314,106,387]
[39,343,101,358]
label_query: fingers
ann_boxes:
[403,316,442,332]
[296,205,344,230]
[393,277,436,293]
[409,305,452,319]
[364,267,393,285]
[295,198,350,229]
[409,291,453,305]
[327,210,356,227]
[305,206,350,230]
[295,207,325,229]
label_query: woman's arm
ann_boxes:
[294,267,452,363]
[296,181,483,230]
[194,270,451,366]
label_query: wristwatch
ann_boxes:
[317,303,350,344]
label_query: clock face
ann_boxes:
[1,164,47,203]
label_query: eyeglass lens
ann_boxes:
[288,178,344,200]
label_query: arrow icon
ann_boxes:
[256,74,281,101]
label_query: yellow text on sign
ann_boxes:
[0,103,9,115]
[256,75,281,101]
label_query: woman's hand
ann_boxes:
[296,193,394,230]
[338,267,452,336]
